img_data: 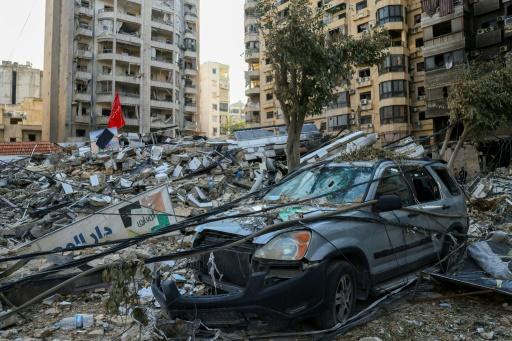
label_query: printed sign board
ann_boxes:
[17,186,176,253]
[90,128,120,154]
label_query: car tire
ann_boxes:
[315,261,357,329]
[440,228,467,273]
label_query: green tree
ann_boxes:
[441,58,512,169]
[221,116,247,136]
[258,0,388,170]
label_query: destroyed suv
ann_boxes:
[153,159,468,328]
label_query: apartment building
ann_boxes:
[0,61,42,105]
[244,0,431,145]
[198,62,230,137]
[422,0,512,144]
[229,101,246,124]
[43,0,199,142]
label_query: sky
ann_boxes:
[0,0,247,104]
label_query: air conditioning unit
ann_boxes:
[416,121,422,128]
[497,16,505,22]
[411,107,418,112]
[361,98,368,105]
[349,88,356,94]
[350,114,355,119]
[477,28,485,35]
[500,45,508,52]
[369,22,375,28]
[368,123,373,128]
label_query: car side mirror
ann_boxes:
[374,195,402,212]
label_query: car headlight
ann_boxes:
[254,231,311,261]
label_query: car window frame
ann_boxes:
[404,166,443,204]
[374,165,416,207]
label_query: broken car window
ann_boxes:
[405,167,441,203]
[376,167,414,206]
[433,167,461,196]
[264,165,373,204]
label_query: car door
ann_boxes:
[368,165,417,281]
[400,165,452,266]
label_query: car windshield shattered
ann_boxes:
[264,165,373,204]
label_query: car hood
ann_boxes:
[195,204,371,245]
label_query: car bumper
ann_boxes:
[152,260,329,321]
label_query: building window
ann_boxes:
[433,21,451,37]
[10,138,16,142]
[356,1,367,11]
[417,86,425,97]
[379,80,407,99]
[425,50,464,71]
[419,111,426,120]
[359,68,370,78]
[266,75,273,83]
[213,127,218,135]
[360,115,372,124]
[379,105,408,124]
[212,104,218,110]
[266,111,274,119]
[415,38,423,48]
[102,108,110,116]
[76,129,86,137]
[417,62,425,72]
[328,114,349,130]
[219,103,229,112]
[360,92,372,102]
[376,5,403,25]
[266,92,273,101]
[414,14,421,25]
[357,23,369,33]
[379,55,405,74]
[212,68,217,74]
[265,58,271,64]
[28,134,36,142]
[10,118,21,125]
[328,91,350,108]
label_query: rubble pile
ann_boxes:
[0,138,273,245]
[468,166,512,236]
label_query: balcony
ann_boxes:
[353,9,369,20]
[78,6,93,17]
[423,31,465,57]
[116,32,141,45]
[116,74,140,84]
[184,49,197,58]
[74,92,91,102]
[151,100,175,109]
[74,115,90,124]
[151,17,174,31]
[184,103,197,113]
[245,101,260,112]
[97,73,113,82]
[245,49,260,62]
[76,49,92,59]
[360,100,373,111]
[116,53,141,64]
[245,86,260,96]
[151,57,175,69]
[96,92,113,103]
[475,28,502,48]
[151,39,176,51]
[245,32,259,43]
[76,71,92,80]
[118,12,142,24]
[245,69,260,80]
[185,11,198,22]
[76,24,93,37]
[426,98,449,118]
[118,92,141,106]
[421,3,463,28]
[97,8,115,20]
[184,30,197,40]
[356,77,372,88]
[244,0,258,11]
[184,84,197,94]
[151,78,174,88]
[184,68,197,76]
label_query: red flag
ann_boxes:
[107,92,125,129]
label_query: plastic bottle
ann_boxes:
[56,314,94,330]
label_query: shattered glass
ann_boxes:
[264,165,373,204]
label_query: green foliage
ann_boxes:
[448,58,512,139]
[221,116,247,136]
[256,0,388,169]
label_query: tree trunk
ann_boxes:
[447,125,472,170]
[286,117,302,172]
[439,124,454,159]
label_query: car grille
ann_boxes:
[194,231,257,287]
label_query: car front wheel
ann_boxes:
[315,261,357,329]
